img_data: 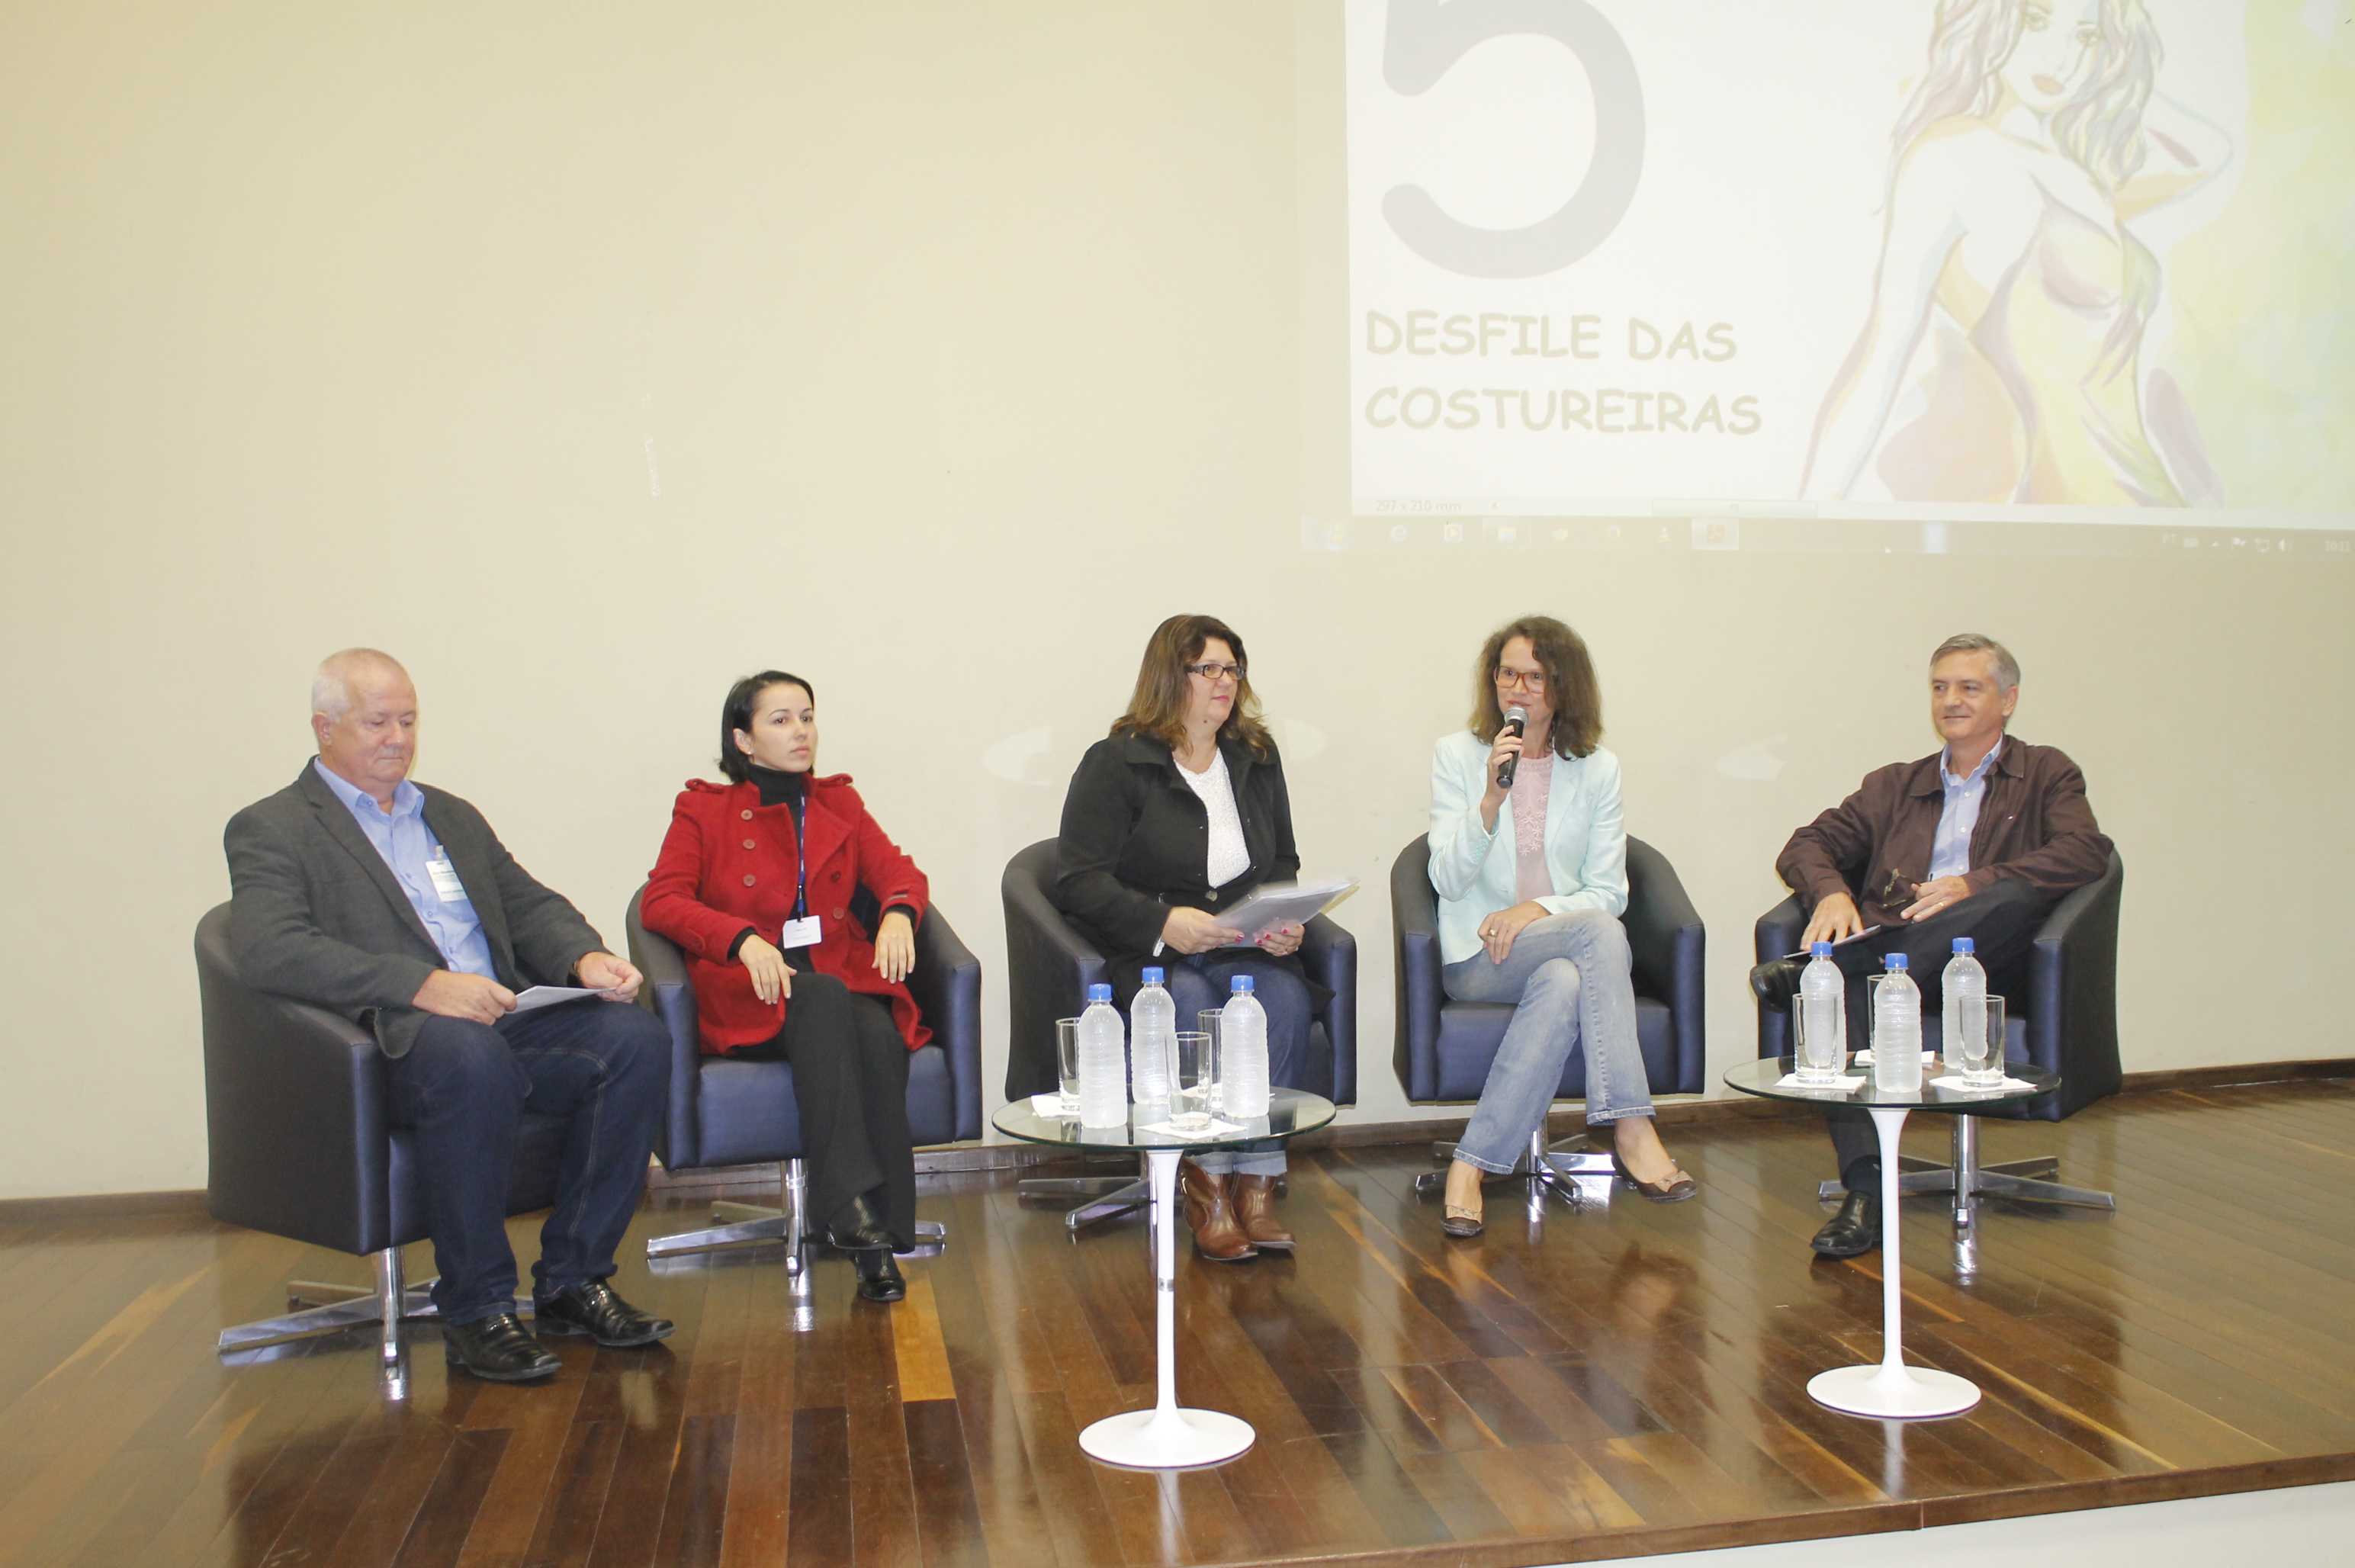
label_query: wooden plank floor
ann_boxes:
[2,1079,2350,1568]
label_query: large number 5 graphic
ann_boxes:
[1380,0,1644,279]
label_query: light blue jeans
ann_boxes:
[1441,909,1654,1175]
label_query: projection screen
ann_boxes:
[1344,0,2353,545]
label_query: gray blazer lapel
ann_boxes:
[419,792,513,967]
[296,764,441,955]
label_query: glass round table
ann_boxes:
[991,1088,1337,1468]
[1723,1054,2058,1419]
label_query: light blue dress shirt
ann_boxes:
[311,758,498,978]
[1928,738,2003,881]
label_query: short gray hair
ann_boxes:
[1929,634,2019,690]
[312,647,408,720]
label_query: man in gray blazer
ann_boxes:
[225,648,672,1381]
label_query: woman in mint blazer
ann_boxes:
[1427,616,1696,1236]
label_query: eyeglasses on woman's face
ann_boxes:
[1185,661,1244,683]
[1492,666,1546,692]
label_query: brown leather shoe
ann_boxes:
[1178,1158,1257,1261]
[1229,1174,1295,1251]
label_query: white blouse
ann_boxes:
[1179,750,1251,888]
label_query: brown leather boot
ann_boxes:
[1229,1174,1295,1250]
[1178,1158,1256,1261]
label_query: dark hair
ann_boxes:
[1110,614,1274,758]
[1469,615,1602,759]
[718,670,815,783]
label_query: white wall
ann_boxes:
[1,2,2347,1198]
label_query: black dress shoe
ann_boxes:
[1810,1190,1881,1258]
[534,1280,674,1348]
[826,1192,898,1252]
[445,1312,562,1381]
[1749,958,1804,1014]
[852,1248,907,1303]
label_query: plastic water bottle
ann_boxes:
[1219,976,1270,1117]
[1798,943,1847,1081]
[1130,967,1174,1104]
[1076,984,1129,1128]
[1871,955,1923,1092]
[1942,937,1990,1080]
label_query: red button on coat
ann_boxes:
[741,809,753,820]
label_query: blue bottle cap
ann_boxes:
[1811,943,1833,958]
[1231,975,1255,993]
[1142,966,1165,984]
[1884,954,1908,971]
[1952,937,1974,954]
[1087,983,1112,1003]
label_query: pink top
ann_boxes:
[1509,746,1554,904]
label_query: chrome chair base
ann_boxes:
[1814,1113,2116,1217]
[647,1159,947,1272]
[214,1247,532,1399]
[1020,1161,1150,1232]
[1412,1127,1616,1209]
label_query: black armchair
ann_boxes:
[1753,850,2123,1213]
[1001,837,1358,1229]
[1391,834,1706,1206]
[199,902,563,1395]
[627,885,982,1273]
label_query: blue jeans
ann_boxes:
[1149,951,1311,1178]
[388,998,669,1324]
[1441,910,1654,1175]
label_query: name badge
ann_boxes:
[778,916,824,949]
[426,850,468,904]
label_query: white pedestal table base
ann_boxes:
[1076,1147,1258,1469]
[1808,1104,1981,1419]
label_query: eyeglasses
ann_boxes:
[1493,667,1547,692]
[1184,662,1245,683]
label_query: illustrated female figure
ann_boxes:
[1802,0,2229,506]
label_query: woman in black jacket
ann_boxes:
[1055,613,1318,1262]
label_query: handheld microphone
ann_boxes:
[1497,705,1528,789]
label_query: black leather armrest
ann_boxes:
[1002,844,1107,1100]
[1623,837,1706,1094]
[625,888,704,1171]
[1300,913,1358,1107]
[1754,895,1806,964]
[1390,838,1445,1103]
[2025,853,2124,1120]
[198,907,391,1256]
[911,906,985,1141]
[1753,895,1806,1059]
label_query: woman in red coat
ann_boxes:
[642,670,930,1304]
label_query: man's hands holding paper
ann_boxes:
[413,970,517,1024]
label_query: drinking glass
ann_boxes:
[1055,1017,1081,1114]
[1793,988,1846,1085]
[1169,1032,1216,1133]
[1962,995,2006,1087]
[1197,1011,1226,1112]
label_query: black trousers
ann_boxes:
[1823,877,2042,1189]
[389,999,669,1324]
[729,973,917,1246]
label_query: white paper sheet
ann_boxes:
[1213,877,1357,940]
[1928,1073,2037,1093]
[511,985,603,1012]
[1774,1072,1865,1091]
[1135,1117,1249,1139]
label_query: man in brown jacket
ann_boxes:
[1750,634,2113,1258]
